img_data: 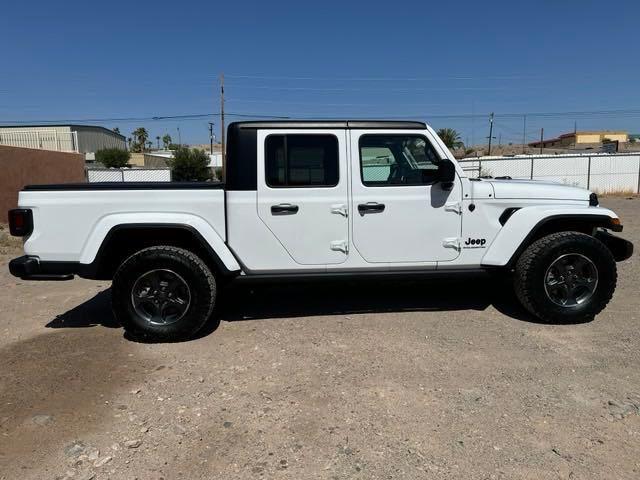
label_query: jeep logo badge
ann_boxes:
[464,237,487,248]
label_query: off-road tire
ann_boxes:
[514,231,617,323]
[112,246,216,341]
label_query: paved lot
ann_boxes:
[0,198,638,480]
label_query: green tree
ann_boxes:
[437,128,464,149]
[169,147,212,181]
[132,127,149,152]
[162,134,172,149]
[95,148,130,168]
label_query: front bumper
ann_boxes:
[595,231,634,262]
[9,255,77,280]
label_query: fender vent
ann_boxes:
[499,207,520,226]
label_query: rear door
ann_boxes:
[256,129,349,265]
[350,130,463,263]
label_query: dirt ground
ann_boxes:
[0,198,638,480]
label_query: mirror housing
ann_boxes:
[438,159,456,190]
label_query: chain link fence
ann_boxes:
[458,153,640,194]
[86,168,171,182]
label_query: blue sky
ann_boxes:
[1,0,638,146]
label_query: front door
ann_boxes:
[256,129,349,266]
[350,130,462,263]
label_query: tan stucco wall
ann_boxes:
[0,145,85,214]
[575,132,628,143]
[128,153,145,166]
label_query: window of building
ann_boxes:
[265,134,339,187]
[359,135,440,186]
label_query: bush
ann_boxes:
[95,148,130,168]
[169,147,212,182]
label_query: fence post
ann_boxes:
[637,156,640,194]
[530,157,534,179]
[478,159,482,177]
[587,156,591,190]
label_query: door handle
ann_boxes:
[358,202,385,214]
[271,203,299,215]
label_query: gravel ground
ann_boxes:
[0,198,638,480]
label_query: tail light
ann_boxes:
[8,209,33,237]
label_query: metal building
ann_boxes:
[0,124,126,158]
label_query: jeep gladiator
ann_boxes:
[8,121,634,340]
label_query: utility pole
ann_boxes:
[539,128,544,154]
[487,112,495,156]
[208,122,215,154]
[220,73,226,177]
[177,127,181,146]
[156,136,160,150]
[522,114,527,154]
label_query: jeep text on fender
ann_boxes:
[8,120,634,340]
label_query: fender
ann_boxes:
[481,206,621,267]
[80,212,241,273]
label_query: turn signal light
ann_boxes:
[8,209,33,237]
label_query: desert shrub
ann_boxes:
[169,147,212,182]
[95,148,130,168]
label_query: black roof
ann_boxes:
[229,120,426,130]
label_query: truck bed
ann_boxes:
[23,181,224,191]
[18,183,227,263]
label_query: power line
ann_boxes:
[225,84,533,92]
[3,107,640,126]
[225,73,548,82]
[0,112,290,124]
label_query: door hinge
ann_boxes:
[330,240,349,254]
[330,204,348,217]
[445,201,462,215]
[442,237,461,251]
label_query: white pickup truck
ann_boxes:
[8,120,633,340]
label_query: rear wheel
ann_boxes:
[514,232,617,323]
[112,246,216,341]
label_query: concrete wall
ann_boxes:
[0,145,85,215]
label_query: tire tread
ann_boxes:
[112,245,216,340]
[514,231,617,323]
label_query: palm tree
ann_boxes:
[156,136,160,150]
[132,127,149,152]
[162,134,172,149]
[437,128,464,149]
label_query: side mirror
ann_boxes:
[438,159,456,190]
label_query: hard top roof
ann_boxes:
[229,120,427,130]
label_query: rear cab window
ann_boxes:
[265,134,339,187]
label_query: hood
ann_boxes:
[486,178,591,201]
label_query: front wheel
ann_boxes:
[514,231,617,323]
[112,246,216,341]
